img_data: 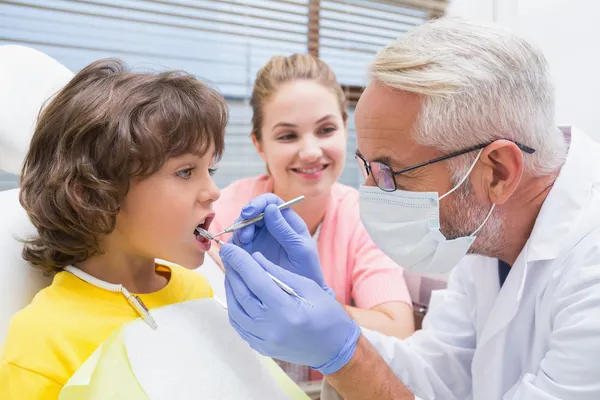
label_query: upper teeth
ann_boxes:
[199,218,206,225]
[297,166,324,173]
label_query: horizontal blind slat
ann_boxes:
[318,0,446,89]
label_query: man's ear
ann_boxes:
[251,132,266,164]
[479,140,524,205]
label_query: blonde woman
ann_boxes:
[212,54,415,342]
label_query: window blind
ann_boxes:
[309,0,446,104]
[0,0,446,190]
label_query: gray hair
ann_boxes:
[369,17,567,180]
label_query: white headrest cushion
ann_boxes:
[0,47,72,344]
[0,45,73,175]
[0,189,52,344]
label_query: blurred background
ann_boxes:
[1,0,598,192]
[0,0,444,192]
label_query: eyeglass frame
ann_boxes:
[355,141,536,192]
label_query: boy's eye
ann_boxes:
[176,168,195,179]
[208,167,218,176]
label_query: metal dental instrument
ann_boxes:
[196,227,313,307]
[211,195,305,239]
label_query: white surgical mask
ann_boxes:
[359,151,495,274]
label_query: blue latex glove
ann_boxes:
[220,243,361,374]
[232,193,334,297]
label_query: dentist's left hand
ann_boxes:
[220,243,361,375]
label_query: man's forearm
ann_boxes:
[344,304,415,339]
[325,335,414,400]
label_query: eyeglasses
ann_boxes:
[355,141,536,192]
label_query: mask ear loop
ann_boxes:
[439,149,484,201]
[437,148,496,236]
[472,203,496,236]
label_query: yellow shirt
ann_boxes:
[0,263,212,399]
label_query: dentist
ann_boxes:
[220,18,600,400]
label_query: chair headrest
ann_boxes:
[0,45,73,175]
[0,189,52,344]
[0,46,73,344]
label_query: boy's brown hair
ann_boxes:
[20,58,228,274]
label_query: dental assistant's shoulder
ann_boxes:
[329,183,362,220]
[331,182,359,199]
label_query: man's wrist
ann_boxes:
[315,322,361,375]
[324,335,414,400]
[325,333,366,379]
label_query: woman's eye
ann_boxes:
[319,126,337,135]
[208,167,218,176]
[176,168,195,179]
[277,132,297,141]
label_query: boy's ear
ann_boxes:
[251,132,266,164]
[67,182,121,216]
[66,182,84,213]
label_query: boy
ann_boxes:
[0,58,227,399]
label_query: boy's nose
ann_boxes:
[199,178,220,203]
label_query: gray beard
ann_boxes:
[441,180,505,257]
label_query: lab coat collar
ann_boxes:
[525,126,599,263]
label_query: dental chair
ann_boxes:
[0,45,74,345]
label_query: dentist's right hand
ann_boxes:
[220,242,361,374]
[232,193,334,297]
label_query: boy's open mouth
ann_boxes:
[194,215,214,244]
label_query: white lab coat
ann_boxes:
[322,126,600,400]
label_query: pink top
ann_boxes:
[212,175,412,309]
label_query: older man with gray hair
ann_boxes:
[219,17,600,400]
